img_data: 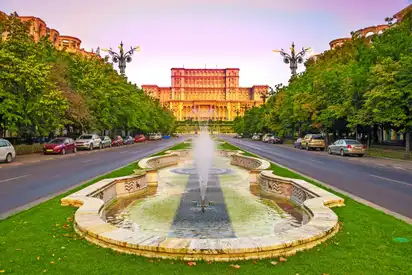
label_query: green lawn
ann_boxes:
[366,147,412,160]
[0,142,411,274]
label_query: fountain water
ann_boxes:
[192,126,215,212]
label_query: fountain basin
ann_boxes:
[61,149,344,261]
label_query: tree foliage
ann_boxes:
[0,14,175,138]
[235,11,412,152]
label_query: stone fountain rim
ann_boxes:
[62,149,344,261]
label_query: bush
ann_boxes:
[15,144,43,155]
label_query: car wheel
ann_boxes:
[340,150,345,157]
[73,147,77,153]
[328,148,332,155]
[61,148,66,155]
[5,153,12,163]
[90,144,93,151]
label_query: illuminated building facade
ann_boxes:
[142,68,268,121]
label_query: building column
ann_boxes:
[178,103,183,121]
[227,103,231,121]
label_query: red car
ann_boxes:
[43,137,76,155]
[134,134,146,143]
[111,136,123,146]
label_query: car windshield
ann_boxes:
[79,135,93,139]
[345,140,361,145]
[312,135,323,140]
[49,139,64,144]
[266,134,273,137]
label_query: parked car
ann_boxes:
[101,136,112,148]
[75,134,102,150]
[251,134,261,141]
[328,139,366,157]
[122,136,134,145]
[294,138,303,149]
[44,137,76,155]
[300,134,325,151]
[234,133,243,139]
[262,134,274,143]
[0,138,16,163]
[134,134,146,143]
[268,136,283,144]
[111,136,123,146]
[148,133,162,140]
[162,135,171,139]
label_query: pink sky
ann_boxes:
[0,0,409,87]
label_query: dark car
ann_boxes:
[294,138,303,149]
[43,137,76,155]
[122,136,134,145]
[134,134,146,143]
[111,136,123,146]
[268,136,283,144]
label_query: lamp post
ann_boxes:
[273,42,311,76]
[101,42,140,75]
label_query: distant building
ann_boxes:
[329,4,411,49]
[0,11,98,58]
[142,68,268,121]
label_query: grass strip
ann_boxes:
[0,141,411,274]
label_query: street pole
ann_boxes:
[101,42,140,76]
[273,42,311,76]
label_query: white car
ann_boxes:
[0,138,16,163]
[262,134,274,143]
[75,134,102,150]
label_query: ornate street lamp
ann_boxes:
[273,42,311,76]
[101,42,140,75]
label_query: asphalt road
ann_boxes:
[0,137,185,219]
[220,136,412,219]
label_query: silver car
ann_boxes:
[262,134,273,143]
[328,139,366,157]
[101,136,112,148]
[0,138,16,163]
[75,134,102,150]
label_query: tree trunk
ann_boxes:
[372,124,379,145]
[367,128,372,148]
[324,131,330,146]
[405,130,411,157]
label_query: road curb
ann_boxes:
[223,139,412,225]
[0,138,186,221]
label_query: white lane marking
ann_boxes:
[82,158,97,163]
[311,159,324,164]
[119,151,129,154]
[370,174,412,187]
[0,174,31,183]
[377,164,386,167]
[394,166,407,171]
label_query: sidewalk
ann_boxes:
[0,149,96,169]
